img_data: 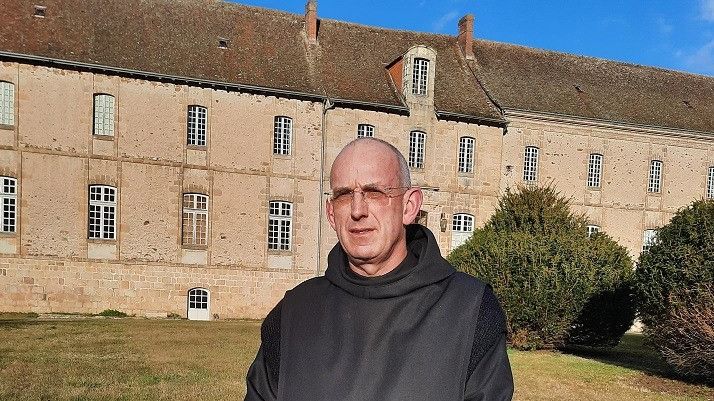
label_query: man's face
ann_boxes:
[326,141,421,276]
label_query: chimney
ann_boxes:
[457,14,474,60]
[305,0,318,43]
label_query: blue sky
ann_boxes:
[233,0,714,77]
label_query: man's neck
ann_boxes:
[348,247,408,277]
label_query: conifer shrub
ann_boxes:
[634,200,714,384]
[448,186,634,349]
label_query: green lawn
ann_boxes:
[0,315,711,400]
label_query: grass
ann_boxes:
[0,314,711,401]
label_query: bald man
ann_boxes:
[245,138,513,401]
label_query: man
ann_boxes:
[245,138,513,401]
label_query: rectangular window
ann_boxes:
[409,131,426,168]
[412,58,429,95]
[587,153,603,188]
[182,194,208,246]
[268,201,292,251]
[0,81,16,126]
[187,105,207,147]
[523,146,539,182]
[357,124,374,138]
[458,137,475,173]
[273,116,292,155]
[88,185,116,240]
[0,177,16,233]
[707,167,714,200]
[586,224,600,237]
[648,160,663,193]
[642,229,657,253]
[93,94,115,136]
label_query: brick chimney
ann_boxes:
[457,14,474,60]
[305,0,318,43]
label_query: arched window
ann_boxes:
[587,153,603,188]
[451,213,474,249]
[187,287,210,321]
[0,81,15,126]
[187,105,207,146]
[93,94,115,136]
[523,146,539,182]
[458,137,475,173]
[273,116,292,155]
[409,131,426,168]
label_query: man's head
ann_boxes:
[326,138,423,277]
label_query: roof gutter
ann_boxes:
[435,110,506,127]
[504,108,714,141]
[0,51,326,101]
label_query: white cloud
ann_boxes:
[702,0,714,21]
[431,10,459,33]
[684,40,714,75]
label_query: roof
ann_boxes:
[472,40,714,133]
[1,0,713,133]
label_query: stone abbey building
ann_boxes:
[1,0,713,319]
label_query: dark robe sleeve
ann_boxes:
[463,286,514,401]
[245,301,282,401]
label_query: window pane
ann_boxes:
[0,82,15,126]
[458,137,475,173]
[587,154,603,188]
[409,131,425,168]
[523,147,539,182]
[648,160,662,193]
[412,58,429,95]
[93,94,115,136]
[273,117,292,155]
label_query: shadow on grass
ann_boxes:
[561,333,676,378]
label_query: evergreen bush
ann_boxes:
[634,199,714,383]
[448,186,634,349]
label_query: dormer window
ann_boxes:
[412,58,429,95]
[33,5,46,18]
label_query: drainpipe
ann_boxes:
[317,97,334,275]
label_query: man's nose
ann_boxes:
[350,191,369,219]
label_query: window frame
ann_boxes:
[586,224,600,237]
[587,153,603,189]
[273,116,292,156]
[452,213,475,233]
[93,93,115,137]
[408,131,426,169]
[88,185,117,240]
[412,58,429,96]
[357,124,374,138]
[523,146,539,182]
[648,160,663,193]
[458,136,475,173]
[706,166,714,200]
[182,193,209,247]
[268,201,292,251]
[188,288,209,310]
[0,81,16,127]
[642,229,657,253]
[0,177,17,233]
[187,105,208,147]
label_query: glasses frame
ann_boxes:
[326,185,412,207]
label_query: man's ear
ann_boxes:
[326,198,337,231]
[402,187,423,225]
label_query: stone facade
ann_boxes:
[0,2,712,319]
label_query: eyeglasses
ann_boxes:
[326,185,411,207]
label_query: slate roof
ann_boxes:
[1,0,713,133]
[472,40,714,133]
